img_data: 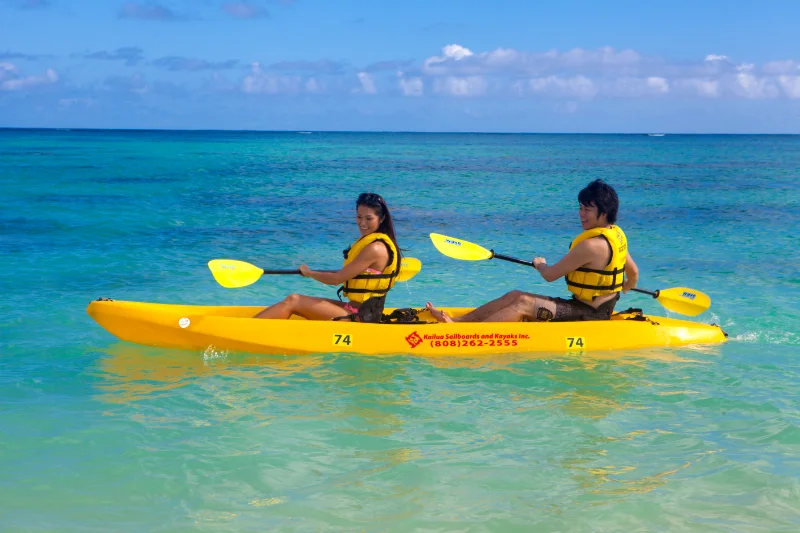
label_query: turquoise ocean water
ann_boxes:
[1,129,799,532]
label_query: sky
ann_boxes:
[1,0,800,132]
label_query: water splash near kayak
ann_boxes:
[202,345,229,362]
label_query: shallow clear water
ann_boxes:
[1,130,799,531]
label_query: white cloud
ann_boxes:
[647,76,669,93]
[763,60,800,74]
[422,44,642,77]
[412,45,800,101]
[483,48,520,67]
[0,62,58,91]
[778,76,800,98]
[441,44,473,60]
[527,75,597,99]
[559,46,641,67]
[424,44,474,74]
[356,72,376,94]
[433,75,486,96]
[676,78,720,98]
[242,62,300,94]
[305,78,324,93]
[0,62,18,81]
[398,74,423,96]
[603,76,670,97]
[735,72,779,99]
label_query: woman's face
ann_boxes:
[356,204,384,236]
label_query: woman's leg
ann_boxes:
[254,294,351,320]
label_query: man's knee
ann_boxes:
[513,293,551,320]
[513,292,536,307]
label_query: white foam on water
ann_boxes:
[730,330,799,345]
[203,345,229,362]
[732,331,759,342]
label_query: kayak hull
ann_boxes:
[87,299,727,356]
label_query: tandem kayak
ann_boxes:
[87,299,727,356]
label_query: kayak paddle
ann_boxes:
[429,233,711,317]
[209,257,422,289]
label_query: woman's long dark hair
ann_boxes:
[356,192,401,268]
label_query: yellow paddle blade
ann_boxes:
[208,259,264,288]
[656,287,711,316]
[396,257,422,282]
[429,233,493,261]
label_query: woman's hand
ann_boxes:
[298,264,311,277]
[533,257,547,270]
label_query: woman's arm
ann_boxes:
[299,242,388,286]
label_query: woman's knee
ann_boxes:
[283,293,302,306]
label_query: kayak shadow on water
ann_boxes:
[414,344,706,370]
[419,345,719,422]
[91,341,721,425]
[91,342,329,404]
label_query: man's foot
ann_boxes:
[426,302,454,323]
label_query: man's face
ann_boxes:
[579,202,607,230]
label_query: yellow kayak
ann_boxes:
[87,299,727,355]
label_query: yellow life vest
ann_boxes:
[565,225,627,301]
[340,232,399,303]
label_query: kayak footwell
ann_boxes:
[87,299,727,356]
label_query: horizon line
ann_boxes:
[1,127,799,135]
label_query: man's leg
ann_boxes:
[426,290,525,323]
[482,292,558,322]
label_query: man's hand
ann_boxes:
[533,257,547,270]
[298,264,311,277]
[622,277,636,293]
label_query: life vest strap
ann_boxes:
[350,272,397,280]
[341,287,391,294]
[575,266,625,276]
[566,279,624,291]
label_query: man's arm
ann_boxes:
[532,239,603,283]
[622,254,639,293]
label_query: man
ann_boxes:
[426,179,638,322]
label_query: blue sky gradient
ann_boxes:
[2,0,799,132]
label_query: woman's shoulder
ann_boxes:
[363,240,391,255]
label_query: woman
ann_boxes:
[255,193,401,321]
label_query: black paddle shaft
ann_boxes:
[491,251,535,267]
[631,287,659,298]
[261,269,339,275]
[488,251,666,303]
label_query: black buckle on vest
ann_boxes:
[331,296,387,323]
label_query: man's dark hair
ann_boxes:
[578,179,619,224]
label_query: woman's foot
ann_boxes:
[426,302,454,323]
